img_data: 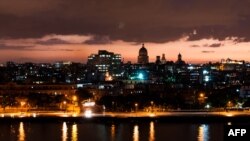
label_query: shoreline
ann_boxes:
[0,111,250,123]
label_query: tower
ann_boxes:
[176,53,185,65]
[178,53,182,61]
[137,44,149,64]
[161,54,166,64]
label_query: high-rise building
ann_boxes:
[137,44,149,64]
[87,50,122,73]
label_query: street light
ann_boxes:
[63,101,67,112]
[199,93,204,98]
[72,96,77,102]
[227,101,233,108]
[150,101,154,112]
[135,103,138,112]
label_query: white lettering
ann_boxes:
[228,129,235,136]
[241,129,246,136]
[228,129,247,136]
[235,129,240,136]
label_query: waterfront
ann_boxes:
[0,120,226,141]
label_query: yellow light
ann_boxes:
[225,113,233,117]
[111,124,115,141]
[149,122,155,141]
[72,113,78,117]
[133,125,139,141]
[72,96,78,101]
[72,124,78,141]
[199,93,204,98]
[32,113,37,118]
[84,110,93,118]
[19,122,25,141]
[62,122,68,141]
[20,101,26,107]
[149,113,155,117]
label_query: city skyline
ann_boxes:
[1,0,250,63]
[1,38,250,64]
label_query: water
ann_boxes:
[0,121,225,141]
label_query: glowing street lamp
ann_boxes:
[199,93,204,98]
[62,101,67,111]
[72,96,78,102]
[227,101,233,108]
[135,103,138,112]
[198,93,206,105]
[150,101,154,112]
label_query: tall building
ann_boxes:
[87,50,122,73]
[161,54,166,64]
[155,56,161,64]
[175,53,185,65]
[137,44,149,64]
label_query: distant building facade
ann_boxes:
[87,50,122,81]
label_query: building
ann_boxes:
[155,56,161,64]
[240,86,250,98]
[220,58,245,71]
[175,53,185,65]
[137,44,149,64]
[87,50,122,80]
[161,54,166,64]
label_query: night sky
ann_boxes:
[1,0,250,63]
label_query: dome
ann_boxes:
[137,43,149,64]
[139,44,148,56]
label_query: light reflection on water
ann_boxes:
[149,121,155,141]
[0,121,224,141]
[111,124,115,141]
[19,122,25,141]
[72,124,78,141]
[197,124,209,141]
[62,122,68,141]
[133,125,139,141]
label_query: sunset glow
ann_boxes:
[0,35,249,64]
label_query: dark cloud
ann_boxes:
[0,43,33,50]
[84,35,112,45]
[202,51,215,53]
[0,43,78,51]
[1,0,250,43]
[204,43,223,48]
[36,38,72,45]
[190,45,200,47]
